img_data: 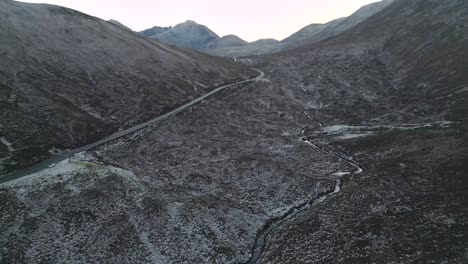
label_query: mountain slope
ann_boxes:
[282,0,393,49]
[0,1,255,175]
[265,0,467,123]
[313,0,468,120]
[310,0,394,43]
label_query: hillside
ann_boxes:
[253,0,468,262]
[281,0,394,49]
[285,0,468,121]
[0,1,255,175]
[307,0,394,44]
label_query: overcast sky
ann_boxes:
[18,0,380,42]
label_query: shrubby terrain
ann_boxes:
[0,0,467,263]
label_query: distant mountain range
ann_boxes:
[138,0,394,56]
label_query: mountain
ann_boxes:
[206,34,248,49]
[140,20,220,50]
[108,19,132,31]
[0,1,255,175]
[139,22,283,57]
[139,25,171,37]
[139,23,247,52]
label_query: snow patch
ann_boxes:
[8,92,16,103]
[320,121,457,136]
[1,137,14,152]
[305,101,321,110]
[3,152,137,188]
[321,125,365,133]
[80,105,103,119]
[336,133,372,140]
[194,81,208,89]
[455,86,468,94]
[256,77,271,83]
[332,171,352,177]
[4,159,82,190]
[354,166,363,174]
[48,146,63,155]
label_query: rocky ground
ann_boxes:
[1,46,466,262]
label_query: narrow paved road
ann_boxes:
[0,69,264,184]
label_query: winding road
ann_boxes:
[0,69,264,185]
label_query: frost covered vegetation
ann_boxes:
[1,0,467,263]
[0,79,349,263]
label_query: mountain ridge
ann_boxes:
[137,0,395,56]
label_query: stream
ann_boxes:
[241,137,364,264]
[241,119,460,263]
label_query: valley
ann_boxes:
[0,0,467,263]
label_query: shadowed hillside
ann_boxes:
[0,1,255,175]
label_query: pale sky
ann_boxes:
[18,0,380,42]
